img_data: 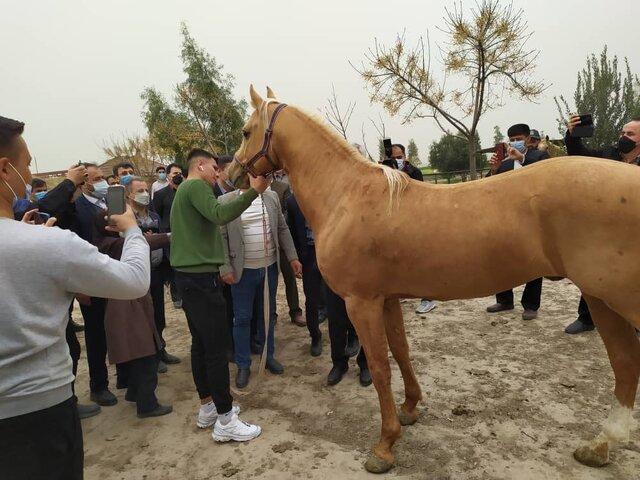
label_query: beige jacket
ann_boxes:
[219,189,298,283]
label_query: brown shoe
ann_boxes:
[522,309,538,321]
[291,312,306,327]
[486,303,514,313]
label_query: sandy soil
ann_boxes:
[73,279,640,480]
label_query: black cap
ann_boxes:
[530,129,541,140]
[507,123,530,137]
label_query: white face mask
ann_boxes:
[133,191,150,206]
[396,159,405,169]
[90,180,109,200]
[3,162,29,202]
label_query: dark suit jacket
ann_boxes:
[564,131,622,161]
[74,195,104,243]
[38,179,78,231]
[270,180,292,214]
[286,194,314,263]
[152,185,176,233]
[495,148,550,175]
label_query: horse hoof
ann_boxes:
[398,408,419,426]
[364,455,394,474]
[573,442,609,467]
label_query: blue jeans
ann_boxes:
[231,263,278,369]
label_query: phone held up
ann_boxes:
[573,113,594,138]
[106,185,126,219]
[33,211,50,225]
[494,142,507,162]
[381,138,398,169]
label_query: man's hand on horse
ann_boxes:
[290,260,303,278]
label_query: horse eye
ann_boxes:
[242,130,250,139]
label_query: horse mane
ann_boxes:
[287,105,409,214]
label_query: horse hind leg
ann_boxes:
[383,297,423,426]
[345,296,400,474]
[574,294,640,467]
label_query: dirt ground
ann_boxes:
[74,278,640,480]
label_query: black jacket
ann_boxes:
[152,185,176,233]
[494,149,550,175]
[286,194,314,263]
[38,179,78,231]
[564,131,622,161]
[381,160,424,181]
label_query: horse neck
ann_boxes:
[274,108,373,231]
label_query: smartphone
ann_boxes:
[495,143,507,162]
[383,138,393,159]
[33,212,50,225]
[573,113,594,138]
[106,185,126,216]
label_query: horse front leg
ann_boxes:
[574,294,640,467]
[345,296,401,474]
[383,297,422,426]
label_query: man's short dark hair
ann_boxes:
[507,124,530,138]
[216,155,234,169]
[112,162,135,176]
[391,144,406,155]
[155,165,166,173]
[0,116,25,155]
[186,148,216,170]
[166,162,184,176]
[31,178,46,189]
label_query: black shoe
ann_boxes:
[70,320,84,333]
[137,404,173,418]
[486,303,514,313]
[310,336,323,357]
[565,318,595,334]
[359,368,373,387]
[77,403,101,419]
[345,337,360,358]
[327,365,348,386]
[236,368,251,389]
[158,360,168,374]
[160,350,181,365]
[266,358,284,375]
[90,389,118,406]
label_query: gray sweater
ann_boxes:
[0,218,150,419]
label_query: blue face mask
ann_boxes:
[509,140,526,154]
[91,180,109,200]
[158,172,167,181]
[34,191,48,201]
[120,174,134,186]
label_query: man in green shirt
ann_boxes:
[170,148,269,443]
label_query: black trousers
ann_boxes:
[222,283,235,349]
[66,305,81,381]
[116,355,160,414]
[496,278,543,311]
[150,267,167,349]
[79,297,109,392]
[174,271,233,414]
[577,295,594,325]
[301,249,322,341]
[280,248,301,318]
[324,283,367,370]
[0,397,83,480]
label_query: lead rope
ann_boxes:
[230,192,271,397]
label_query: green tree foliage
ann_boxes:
[555,46,640,148]
[407,139,419,164]
[493,125,504,144]
[428,134,484,172]
[141,23,247,163]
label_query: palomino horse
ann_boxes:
[230,86,640,473]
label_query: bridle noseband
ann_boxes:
[234,103,287,178]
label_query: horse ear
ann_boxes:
[250,84,264,109]
[266,86,276,99]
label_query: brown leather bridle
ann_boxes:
[234,103,288,178]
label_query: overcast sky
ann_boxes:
[3,0,638,172]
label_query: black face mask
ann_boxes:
[172,174,184,186]
[618,135,637,154]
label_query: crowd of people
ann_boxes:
[1,110,640,479]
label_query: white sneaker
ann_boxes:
[197,403,240,429]
[416,300,437,314]
[212,413,262,442]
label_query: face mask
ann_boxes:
[509,140,526,154]
[172,174,183,186]
[3,162,29,206]
[618,135,637,154]
[133,192,150,206]
[395,159,405,169]
[158,172,167,181]
[34,191,48,201]
[120,174,134,186]
[91,180,109,200]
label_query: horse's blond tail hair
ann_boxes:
[377,165,409,215]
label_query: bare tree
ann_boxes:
[355,0,546,178]
[102,134,170,176]
[323,84,356,140]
